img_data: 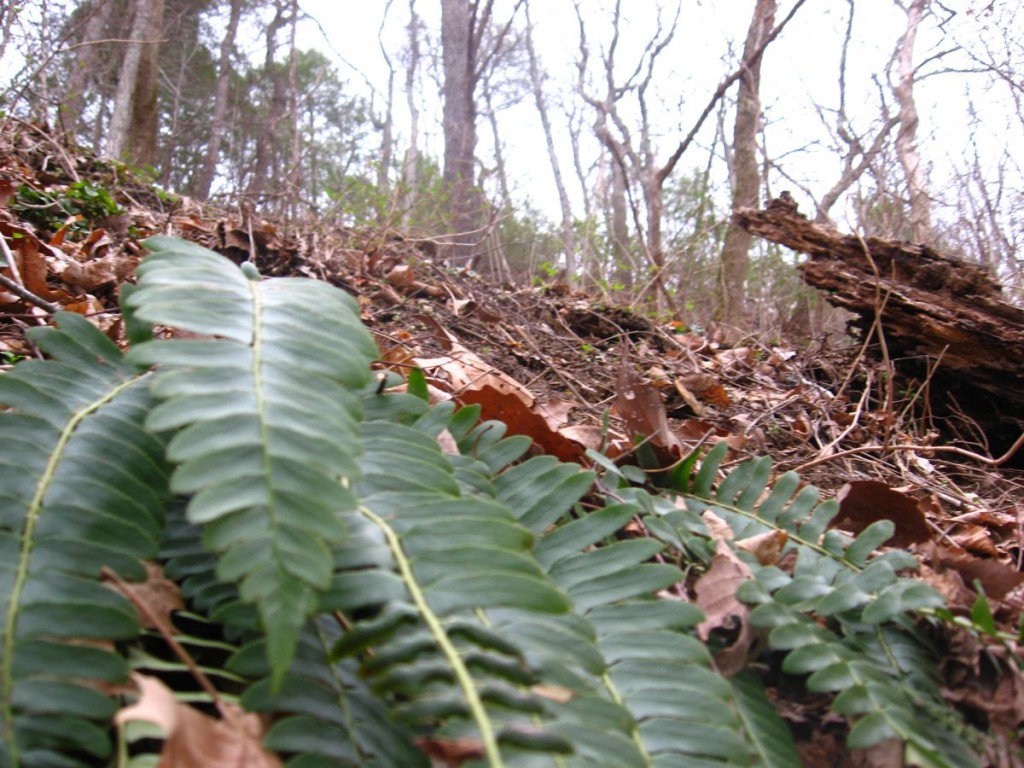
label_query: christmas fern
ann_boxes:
[0,239,983,767]
[0,313,166,766]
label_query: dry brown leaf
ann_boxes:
[63,295,108,316]
[852,738,905,768]
[536,398,576,430]
[677,418,729,441]
[63,256,118,289]
[13,235,62,301]
[49,217,81,246]
[931,544,1024,600]
[695,540,753,641]
[950,524,1000,558]
[736,530,788,566]
[417,342,534,406]
[673,379,705,416]
[694,540,755,675]
[558,424,606,453]
[0,178,14,207]
[724,431,749,453]
[715,346,752,372]
[106,562,184,630]
[678,373,732,409]
[790,414,812,440]
[950,508,1017,530]
[116,673,281,768]
[834,480,931,547]
[386,263,416,288]
[220,225,255,254]
[701,509,734,541]
[616,344,682,457]
[916,561,976,612]
[450,296,473,315]
[81,227,113,258]
[459,384,585,463]
[370,284,404,306]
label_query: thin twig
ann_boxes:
[794,428,1024,472]
[101,566,240,726]
[815,370,873,461]
[0,272,59,313]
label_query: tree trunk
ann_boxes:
[524,1,576,282]
[286,0,301,219]
[127,0,164,168]
[59,0,115,140]
[441,0,479,266]
[715,0,776,330]
[608,157,633,291]
[481,75,511,211]
[375,5,397,218]
[400,0,422,227]
[195,0,243,199]
[246,1,289,204]
[893,0,932,243]
[106,0,158,161]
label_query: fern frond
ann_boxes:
[465,419,791,766]
[529,495,794,766]
[126,238,378,679]
[669,444,981,766]
[231,400,571,767]
[0,313,167,767]
[231,621,428,767]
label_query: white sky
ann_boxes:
[284,0,1021,232]
[1,1,1016,234]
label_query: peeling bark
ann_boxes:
[737,198,1024,453]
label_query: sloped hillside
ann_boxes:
[2,119,1022,767]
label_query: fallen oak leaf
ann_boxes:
[930,544,1024,601]
[701,508,735,541]
[834,480,930,548]
[416,344,534,406]
[103,561,184,630]
[616,342,683,459]
[695,540,754,642]
[694,540,755,675]
[736,529,788,566]
[116,673,281,768]
[459,384,585,463]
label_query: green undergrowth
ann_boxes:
[0,238,985,767]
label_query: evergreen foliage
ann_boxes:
[0,239,982,767]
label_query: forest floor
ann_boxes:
[2,118,1023,765]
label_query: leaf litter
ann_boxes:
[2,118,1023,764]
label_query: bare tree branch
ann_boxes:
[657,0,807,185]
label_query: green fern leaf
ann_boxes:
[232,622,428,767]
[671,452,982,766]
[306,407,579,766]
[731,670,803,768]
[126,237,378,680]
[0,313,167,767]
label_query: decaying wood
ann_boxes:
[735,197,1024,455]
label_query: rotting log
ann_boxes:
[735,197,1024,458]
